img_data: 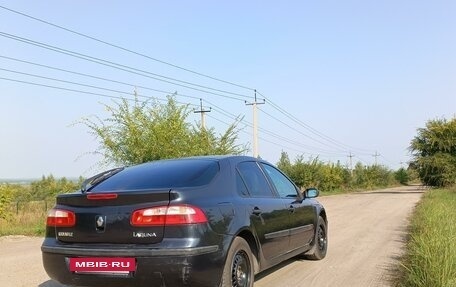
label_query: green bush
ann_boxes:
[395,168,409,185]
[277,152,397,192]
[410,117,456,187]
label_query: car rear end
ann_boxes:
[42,158,229,287]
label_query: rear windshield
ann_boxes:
[90,159,219,191]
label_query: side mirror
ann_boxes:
[304,187,319,198]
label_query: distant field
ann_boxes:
[0,178,80,184]
[0,178,36,185]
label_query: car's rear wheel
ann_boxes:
[221,237,254,287]
[305,216,327,260]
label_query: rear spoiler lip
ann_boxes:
[56,189,174,207]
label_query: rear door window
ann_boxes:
[237,162,274,197]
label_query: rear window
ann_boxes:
[90,159,219,191]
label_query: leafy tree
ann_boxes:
[277,151,292,175]
[80,95,246,166]
[410,118,456,187]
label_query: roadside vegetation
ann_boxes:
[409,117,456,187]
[0,176,80,236]
[398,187,456,287]
[277,151,403,193]
[397,117,456,287]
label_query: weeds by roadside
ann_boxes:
[397,187,456,287]
[0,200,50,236]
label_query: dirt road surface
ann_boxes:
[0,186,424,287]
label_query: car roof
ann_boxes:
[150,155,260,162]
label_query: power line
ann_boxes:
[206,114,310,157]
[0,31,251,102]
[0,56,377,160]
[0,76,198,109]
[0,60,260,132]
[0,67,145,98]
[258,106,348,153]
[258,94,352,152]
[0,76,136,101]
[207,101,347,157]
[0,4,255,91]
[1,73,366,162]
[0,63,256,144]
[0,55,208,103]
[205,98,347,156]
[256,90,375,155]
[380,154,397,167]
[0,68,260,145]
[0,68,198,107]
[209,113,345,161]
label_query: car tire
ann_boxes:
[221,237,254,287]
[305,216,328,260]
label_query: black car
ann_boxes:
[42,155,327,287]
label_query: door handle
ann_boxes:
[252,207,262,216]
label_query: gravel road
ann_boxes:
[0,186,424,287]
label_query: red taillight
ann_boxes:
[46,209,76,227]
[131,205,208,226]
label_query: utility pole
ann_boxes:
[245,89,265,158]
[373,151,380,166]
[347,152,354,175]
[194,98,211,130]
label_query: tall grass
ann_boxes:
[0,200,51,236]
[399,188,456,287]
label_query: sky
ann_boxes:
[0,0,455,179]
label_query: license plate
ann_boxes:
[69,257,136,273]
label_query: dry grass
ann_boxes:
[0,200,52,236]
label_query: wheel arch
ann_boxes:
[236,229,260,274]
[319,207,327,224]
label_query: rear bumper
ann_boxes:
[42,241,225,287]
[41,244,218,257]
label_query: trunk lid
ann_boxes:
[54,190,175,244]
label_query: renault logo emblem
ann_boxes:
[95,215,105,230]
